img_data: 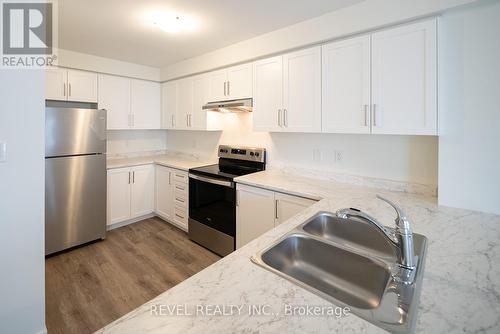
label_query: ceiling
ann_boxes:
[58,0,364,68]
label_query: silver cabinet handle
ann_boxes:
[63,83,66,97]
[68,83,71,97]
[283,109,288,127]
[132,171,135,183]
[128,171,131,184]
[175,213,184,219]
[175,197,185,203]
[227,81,230,96]
[364,105,369,126]
[224,81,227,96]
[373,104,377,126]
[275,199,279,220]
[277,109,282,127]
[186,114,189,127]
[168,171,171,185]
[175,185,184,191]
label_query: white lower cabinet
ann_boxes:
[107,165,154,226]
[236,184,317,248]
[154,166,189,231]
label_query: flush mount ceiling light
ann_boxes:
[150,11,194,34]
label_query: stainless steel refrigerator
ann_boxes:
[45,107,107,255]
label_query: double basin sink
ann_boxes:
[251,212,427,333]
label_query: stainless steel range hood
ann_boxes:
[202,98,253,113]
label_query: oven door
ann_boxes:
[188,173,236,255]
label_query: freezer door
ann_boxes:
[45,107,106,157]
[45,154,106,255]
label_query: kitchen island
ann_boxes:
[96,168,500,333]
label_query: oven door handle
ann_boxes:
[189,173,234,188]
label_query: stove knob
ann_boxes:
[255,152,260,157]
[250,152,255,156]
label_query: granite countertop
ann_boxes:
[96,169,500,334]
[107,153,216,171]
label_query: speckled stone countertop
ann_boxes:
[107,152,215,171]
[96,168,500,334]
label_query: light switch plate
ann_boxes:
[0,141,6,162]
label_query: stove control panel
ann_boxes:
[218,145,266,163]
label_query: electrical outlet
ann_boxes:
[334,150,343,163]
[0,142,6,162]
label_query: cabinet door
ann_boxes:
[67,69,98,103]
[227,63,252,99]
[46,68,67,101]
[177,77,193,130]
[252,56,283,132]
[208,69,227,102]
[107,168,131,225]
[322,36,371,134]
[130,80,161,129]
[162,81,178,129]
[275,193,316,226]
[98,74,131,129]
[236,185,275,249]
[192,74,210,130]
[282,46,322,133]
[155,165,174,220]
[371,19,437,135]
[130,165,155,218]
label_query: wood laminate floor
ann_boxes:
[45,217,221,334]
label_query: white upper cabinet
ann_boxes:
[177,77,194,130]
[208,69,227,102]
[322,35,371,134]
[208,64,253,102]
[46,68,97,103]
[192,74,222,131]
[67,69,98,103]
[282,46,322,133]
[253,47,321,133]
[162,81,178,129]
[371,19,437,135]
[46,68,67,101]
[252,56,283,132]
[98,74,130,130]
[130,79,161,129]
[226,64,253,99]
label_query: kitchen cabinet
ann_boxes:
[274,192,317,226]
[371,19,437,135]
[253,56,283,132]
[161,77,222,131]
[98,74,131,129]
[154,165,189,231]
[208,64,252,102]
[236,184,317,248]
[107,165,154,226]
[107,167,132,225]
[322,35,371,134]
[130,79,161,129]
[155,165,174,221]
[130,164,155,217]
[252,46,321,133]
[46,68,97,103]
[236,185,275,249]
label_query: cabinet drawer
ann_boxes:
[173,207,188,225]
[174,194,187,207]
[173,171,188,184]
[173,183,187,194]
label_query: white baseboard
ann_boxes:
[106,213,155,231]
[106,212,188,233]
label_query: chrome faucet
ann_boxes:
[336,195,416,271]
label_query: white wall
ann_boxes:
[438,0,500,214]
[161,0,476,80]
[166,113,438,186]
[0,70,46,333]
[107,130,167,156]
[57,49,160,81]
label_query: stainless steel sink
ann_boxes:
[252,212,428,333]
